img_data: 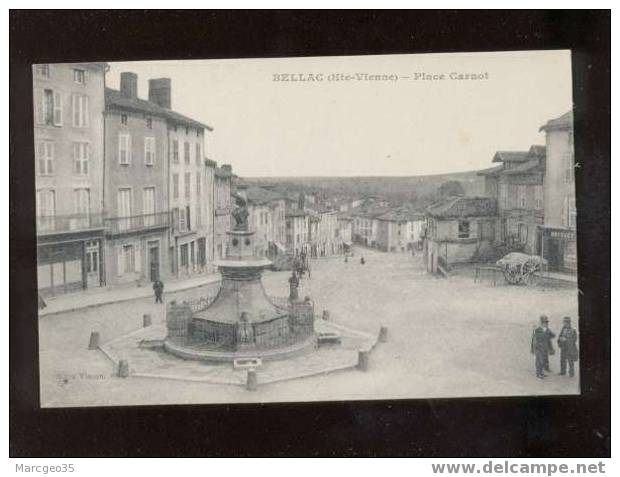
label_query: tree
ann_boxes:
[438,180,465,198]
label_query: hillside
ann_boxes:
[244,170,487,206]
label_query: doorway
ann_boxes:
[148,242,160,282]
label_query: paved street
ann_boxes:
[39,247,579,407]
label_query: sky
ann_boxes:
[108,51,573,178]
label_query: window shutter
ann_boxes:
[37,141,45,174]
[117,246,124,276]
[72,95,78,127]
[47,142,54,174]
[84,69,89,85]
[83,96,89,127]
[53,91,62,126]
[35,89,45,125]
[84,144,89,174]
[127,135,132,163]
[71,143,77,174]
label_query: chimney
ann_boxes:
[148,78,171,109]
[120,72,138,99]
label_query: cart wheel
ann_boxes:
[503,265,521,284]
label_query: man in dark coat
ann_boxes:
[153,279,164,304]
[557,316,578,377]
[531,315,555,379]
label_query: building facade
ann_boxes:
[214,164,233,260]
[34,62,107,296]
[103,73,171,285]
[424,197,497,273]
[479,146,546,254]
[539,111,577,274]
[285,209,310,256]
[153,78,214,279]
[375,209,425,253]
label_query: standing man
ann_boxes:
[153,279,164,304]
[531,315,555,379]
[557,316,578,377]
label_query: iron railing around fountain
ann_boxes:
[184,293,220,313]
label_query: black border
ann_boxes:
[10,10,611,457]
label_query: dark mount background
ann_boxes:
[10,10,610,457]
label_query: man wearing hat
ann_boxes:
[557,316,578,377]
[531,315,556,379]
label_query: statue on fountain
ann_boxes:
[231,194,249,231]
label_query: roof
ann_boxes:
[285,209,308,218]
[243,186,285,205]
[477,165,504,176]
[105,88,213,131]
[528,144,546,159]
[214,167,232,178]
[501,158,544,176]
[426,196,497,218]
[350,205,392,219]
[492,151,530,163]
[376,208,425,222]
[540,110,573,132]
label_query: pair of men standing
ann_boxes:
[531,315,578,379]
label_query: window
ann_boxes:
[35,89,62,126]
[534,186,543,210]
[36,189,55,231]
[85,241,99,274]
[146,117,152,129]
[73,142,89,175]
[567,198,577,229]
[184,172,191,198]
[117,188,132,231]
[185,127,189,135]
[195,143,201,165]
[499,184,507,209]
[517,185,527,209]
[186,206,191,231]
[179,207,187,232]
[36,140,54,175]
[144,137,155,165]
[196,172,201,196]
[123,245,135,273]
[121,114,128,125]
[184,141,190,164]
[71,94,89,127]
[35,64,50,78]
[143,187,155,226]
[172,140,179,163]
[180,243,189,268]
[458,220,470,239]
[172,174,179,199]
[74,188,90,227]
[564,152,574,184]
[73,69,86,84]
[118,134,131,164]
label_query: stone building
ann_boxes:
[214,164,233,260]
[375,208,425,253]
[336,213,353,253]
[235,184,287,258]
[34,62,107,296]
[351,205,390,247]
[285,209,310,256]
[307,206,339,257]
[424,197,497,273]
[478,145,546,254]
[103,73,171,285]
[538,111,577,274]
[158,79,214,279]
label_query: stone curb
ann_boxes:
[39,276,221,318]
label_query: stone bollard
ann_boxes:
[358,350,369,371]
[88,331,100,350]
[379,326,388,343]
[118,360,129,378]
[322,310,330,321]
[246,368,258,391]
[143,314,152,327]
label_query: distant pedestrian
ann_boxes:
[531,315,555,379]
[557,316,578,377]
[360,256,365,265]
[153,279,164,304]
